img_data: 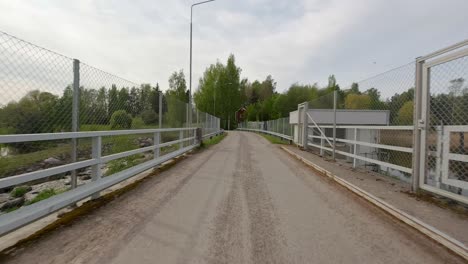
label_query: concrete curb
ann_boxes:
[280,146,468,261]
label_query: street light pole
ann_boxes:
[190,0,216,122]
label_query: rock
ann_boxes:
[81,174,92,180]
[78,169,92,176]
[0,193,10,203]
[44,157,63,166]
[1,197,24,211]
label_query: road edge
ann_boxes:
[280,146,468,261]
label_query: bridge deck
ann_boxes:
[0,131,463,263]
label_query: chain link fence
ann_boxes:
[0,31,220,212]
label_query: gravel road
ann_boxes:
[1,131,464,263]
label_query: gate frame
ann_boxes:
[415,40,468,204]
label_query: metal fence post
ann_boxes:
[302,102,309,149]
[179,130,184,149]
[154,132,160,160]
[353,128,359,168]
[412,57,424,192]
[332,89,337,160]
[158,91,163,128]
[435,123,443,188]
[71,59,80,190]
[91,136,102,199]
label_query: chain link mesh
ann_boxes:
[424,53,468,196]
[0,31,220,183]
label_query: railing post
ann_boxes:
[302,102,309,149]
[71,59,80,190]
[282,118,285,135]
[435,123,443,188]
[412,57,424,192]
[158,91,163,128]
[320,133,324,156]
[91,136,102,199]
[179,130,184,149]
[333,89,337,160]
[353,128,359,168]
[154,132,160,160]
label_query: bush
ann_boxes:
[10,186,29,198]
[141,110,158,125]
[110,110,132,130]
[131,117,145,129]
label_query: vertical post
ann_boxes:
[179,130,184,149]
[435,123,443,188]
[353,128,358,168]
[91,136,102,199]
[71,59,80,190]
[154,132,160,160]
[320,133,324,156]
[302,102,309,149]
[332,90,337,160]
[158,91,163,128]
[412,58,424,192]
[228,114,230,130]
[189,7,193,135]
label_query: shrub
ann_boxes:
[141,110,158,125]
[10,186,29,198]
[110,110,132,130]
[132,117,145,129]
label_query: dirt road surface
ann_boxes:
[1,131,463,263]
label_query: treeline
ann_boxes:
[194,54,467,127]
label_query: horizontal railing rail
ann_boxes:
[237,128,292,141]
[306,125,413,174]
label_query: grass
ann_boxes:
[25,189,58,205]
[199,133,227,149]
[105,154,147,176]
[10,186,29,198]
[258,133,290,145]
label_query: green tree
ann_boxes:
[344,94,372,109]
[168,70,188,103]
[396,101,413,125]
[194,54,241,129]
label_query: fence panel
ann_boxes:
[0,31,221,222]
[419,44,468,203]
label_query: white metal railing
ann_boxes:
[306,125,414,174]
[0,127,221,236]
[237,128,292,141]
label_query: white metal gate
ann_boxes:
[418,42,468,204]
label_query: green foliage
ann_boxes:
[345,94,372,109]
[194,54,241,130]
[11,186,29,198]
[110,110,132,130]
[26,189,57,205]
[168,70,188,103]
[141,110,158,125]
[200,133,227,149]
[131,117,146,129]
[396,101,414,125]
[105,154,146,176]
[259,133,289,145]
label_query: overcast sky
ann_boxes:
[0,0,467,93]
